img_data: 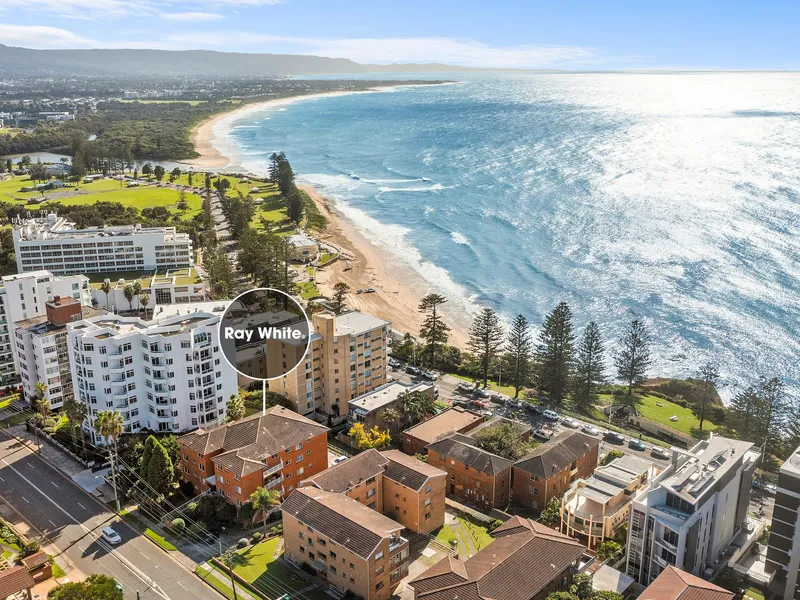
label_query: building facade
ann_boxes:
[561,454,656,550]
[91,269,206,313]
[402,406,485,456]
[13,214,193,275]
[512,431,600,513]
[764,445,800,600]
[14,297,104,410]
[348,380,434,438]
[67,306,236,440]
[282,487,410,600]
[0,270,92,384]
[270,311,390,421]
[625,435,757,585]
[179,407,330,504]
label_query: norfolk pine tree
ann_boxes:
[572,321,606,412]
[418,293,450,369]
[614,319,653,406]
[505,314,533,398]
[468,307,504,388]
[535,301,576,406]
[331,282,350,314]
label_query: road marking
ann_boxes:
[27,462,34,469]
[50,480,59,488]
[49,519,57,528]
[77,502,86,510]
[139,551,151,561]
[0,457,170,600]
[176,582,187,591]
[0,475,4,482]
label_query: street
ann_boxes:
[0,430,222,600]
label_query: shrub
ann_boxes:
[236,501,255,526]
[188,522,205,536]
[171,518,185,533]
[20,539,41,557]
[488,519,503,532]
[237,538,249,549]
[43,427,55,435]
[216,501,237,524]
[252,532,263,543]
[186,502,198,516]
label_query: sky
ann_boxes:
[0,0,798,70]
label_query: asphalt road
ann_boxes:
[0,430,222,600]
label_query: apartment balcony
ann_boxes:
[389,537,409,556]
[390,564,409,584]
[654,537,679,554]
[115,401,129,409]
[262,460,283,478]
[265,475,284,490]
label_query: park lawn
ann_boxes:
[0,175,125,201]
[118,99,208,105]
[457,515,494,551]
[296,281,319,300]
[450,373,517,398]
[629,393,717,436]
[233,538,322,597]
[434,524,458,546]
[319,252,338,266]
[745,587,766,600]
[19,186,203,220]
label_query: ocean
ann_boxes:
[221,72,800,398]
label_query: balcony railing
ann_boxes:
[265,475,284,490]
[263,460,283,477]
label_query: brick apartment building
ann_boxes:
[282,487,410,600]
[302,448,447,533]
[178,406,329,505]
[402,406,485,456]
[426,433,512,509]
[409,516,589,600]
[512,430,600,513]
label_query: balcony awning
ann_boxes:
[205,474,217,485]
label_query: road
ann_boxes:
[0,430,222,600]
[389,364,673,471]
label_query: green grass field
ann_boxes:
[630,393,717,436]
[1,174,119,200]
[296,281,319,299]
[457,515,494,550]
[118,99,208,105]
[144,528,177,551]
[450,373,517,398]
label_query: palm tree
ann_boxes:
[140,293,150,320]
[100,280,112,311]
[32,381,48,454]
[249,486,281,536]
[132,280,142,313]
[123,285,134,314]
[94,410,124,513]
[62,397,83,451]
[380,407,402,431]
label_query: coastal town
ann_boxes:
[0,144,793,600]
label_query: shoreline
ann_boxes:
[189,84,471,346]
[300,185,469,348]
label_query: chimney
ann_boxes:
[46,296,82,326]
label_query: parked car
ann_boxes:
[628,439,647,451]
[489,394,505,405]
[531,404,545,415]
[542,409,560,421]
[473,388,490,399]
[764,483,778,496]
[561,418,580,429]
[651,447,671,460]
[604,431,625,444]
[456,382,473,393]
[534,424,555,440]
[333,456,348,465]
[406,365,420,375]
[581,424,600,436]
[101,527,122,545]
[471,399,491,409]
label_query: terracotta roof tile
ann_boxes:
[641,566,734,600]
[404,407,485,445]
[0,566,35,598]
[303,449,388,493]
[427,434,512,475]
[381,450,446,491]
[514,430,600,478]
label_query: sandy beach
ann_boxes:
[188,88,469,346]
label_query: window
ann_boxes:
[375,551,384,561]
[376,582,384,591]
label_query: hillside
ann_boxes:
[0,45,477,77]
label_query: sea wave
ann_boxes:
[377,183,458,193]
[451,232,470,245]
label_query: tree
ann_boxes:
[48,574,123,600]
[380,407,402,430]
[144,437,174,496]
[754,377,790,457]
[597,540,622,561]
[250,486,281,535]
[572,322,606,412]
[614,319,652,407]
[331,282,350,314]
[188,170,194,186]
[123,284,134,313]
[94,410,124,513]
[154,165,165,181]
[696,362,720,436]
[468,307,504,387]
[571,573,594,600]
[418,293,450,369]
[504,314,533,398]
[539,497,562,526]
[287,190,303,224]
[600,449,624,466]
[474,422,530,460]
[397,390,436,426]
[170,167,181,183]
[348,423,391,450]
[100,279,112,310]
[132,280,142,309]
[535,301,575,406]
[177,189,189,212]
[139,293,150,319]
[70,152,87,179]
[226,393,246,423]
[141,162,153,178]
[140,435,158,474]
[62,397,85,451]
[545,593,579,600]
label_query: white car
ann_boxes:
[101,527,122,545]
[561,418,580,428]
[582,424,601,436]
[333,456,348,465]
[542,409,560,421]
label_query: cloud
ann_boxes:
[160,11,225,22]
[3,0,146,19]
[0,24,98,48]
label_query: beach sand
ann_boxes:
[189,88,470,346]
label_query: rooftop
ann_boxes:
[404,406,484,445]
[303,448,388,493]
[349,380,433,414]
[287,232,317,247]
[639,566,733,600]
[179,406,329,478]
[514,430,600,479]
[16,305,105,335]
[382,449,446,491]
[282,488,404,560]
[409,516,586,600]
[332,310,389,336]
[467,415,532,440]
[427,433,512,476]
[87,267,203,289]
[13,214,187,241]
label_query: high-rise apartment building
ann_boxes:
[13,214,193,275]
[625,434,757,585]
[66,304,236,441]
[14,296,105,410]
[269,311,390,420]
[764,445,800,600]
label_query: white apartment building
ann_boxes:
[13,214,193,275]
[15,297,106,410]
[67,302,237,442]
[0,271,92,384]
[90,268,207,313]
[625,434,757,585]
